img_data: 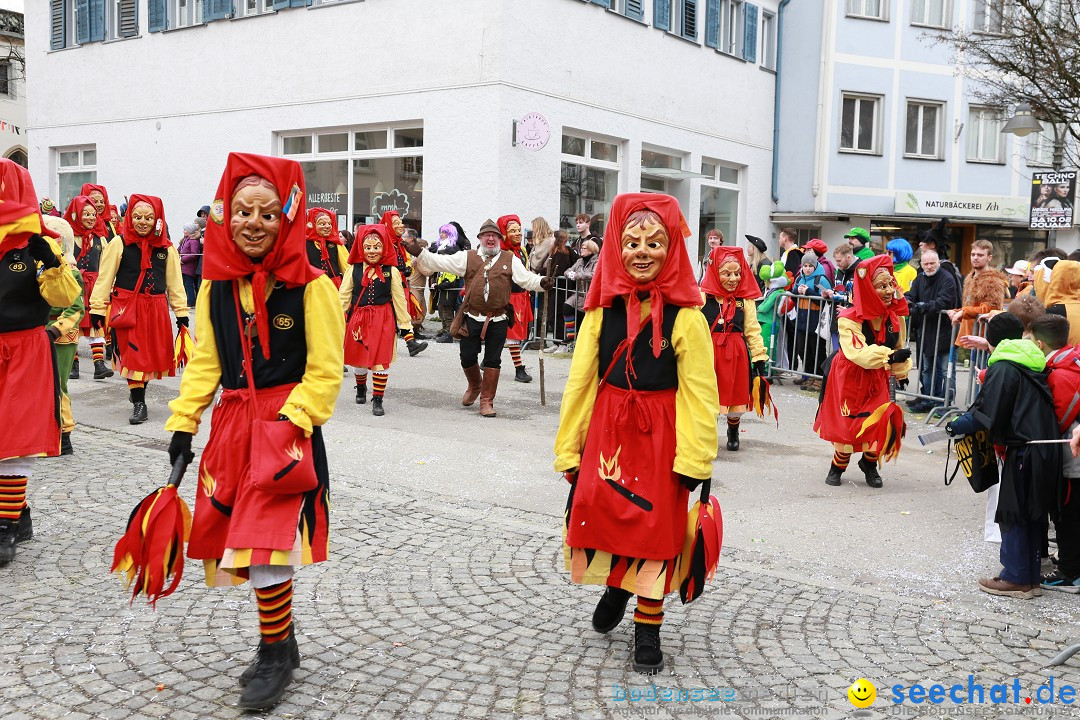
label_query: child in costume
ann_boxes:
[339,224,411,416]
[43,216,85,455]
[497,214,535,383]
[756,260,790,362]
[65,195,113,380]
[814,255,912,488]
[380,210,428,356]
[699,245,768,451]
[554,192,719,674]
[305,207,349,288]
[90,195,188,425]
[0,160,81,566]
[165,153,344,711]
[887,238,917,293]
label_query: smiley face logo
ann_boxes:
[848,678,876,708]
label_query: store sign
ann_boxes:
[308,192,343,206]
[1029,170,1077,229]
[893,191,1029,221]
[371,189,411,217]
[517,112,550,151]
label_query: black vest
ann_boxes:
[75,235,105,273]
[0,245,50,332]
[348,265,392,314]
[306,240,344,281]
[701,296,745,335]
[114,243,169,295]
[509,247,526,293]
[209,280,307,390]
[863,317,900,349]
[598,298,679,391]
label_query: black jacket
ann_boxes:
[828,258,860,336]
[905,268,959,355]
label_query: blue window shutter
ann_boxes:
[682,0,697,39]
[118,0,137,37]
[705,0,719,48]
[743,3,758,63]
[290,0,307,7]
[273,0,290,8]
[626,0,644,20]
[654,0,671,30]
[88,0,105,41]
[75,0,90,43]
[50,0,67,49]
[148,0,166,32]
[591,0,611,7]
[205,0,233,20]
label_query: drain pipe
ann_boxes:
[770,0,794,203]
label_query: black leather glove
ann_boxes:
[46,325,61,342]
[896,378,909,390]
[403,265,413,278]
[168,431,194,466]
[540,277,555,291]
[753,360,768,378]
[27,235,60,269]
[677,473,704,492]
[90,313,106,330]
[175,316,189,329]
[888,348,912,364]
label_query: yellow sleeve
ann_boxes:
[166,246,188,317]
[838,316,892,370]
[37,250,82,308]
[50,265,85,339]
[338,265,354,314]
[389,267,412,329]
[88,237,121,314]
[336,245,351,275]
[165,281,222,435]
[672,308,720,480]
[553,308,602,472]
[891,316,912,379]
[742,300,768,362]
[280,276,346,435]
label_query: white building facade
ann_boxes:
[30,0,779,263]
[774,0,1067,272]
[0,0,26,168]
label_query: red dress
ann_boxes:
[343,264,400,369]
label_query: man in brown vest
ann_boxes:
[403,218,552,417]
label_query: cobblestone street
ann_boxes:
[1,343,1078,719]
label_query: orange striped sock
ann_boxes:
[91,344,105,362]
[564,319,576,342]
[727,416,740,427]
[832,451,851,471]
[403,331,415,342]
[354,372,368,387]
[633,596,664,626]
[0,476,28,522]
[508,343,523,368]
[255,579,293,644]
[372,372,388,398]
[127,380,146,390]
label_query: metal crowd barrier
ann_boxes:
[522,275,592,351]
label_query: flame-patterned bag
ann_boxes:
[250,418,317,494]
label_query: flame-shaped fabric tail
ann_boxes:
[408,292,424,321]
[751,376,779,427]
[174,326,194,369]
[674,487,724,604]
[856,400,906,462]
[111,485,192,607]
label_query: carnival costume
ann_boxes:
[304,207,349,289]
[554,193,719,673]
[699,245,767,451]
[65,195,112,380]
[43,216,85,455]
[339,224,411,415]
[165,153,344,711]
[380,210,427,356]
[814,255,912,488]
[90,195,188,425]
[0,159,81,566]
[81,183,119,240]
[497,214,535,383]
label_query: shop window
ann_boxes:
[56,145,97,210]
[300,160,348,228]
[840,93,881,154]
[562,135,587,157]
[282,135,313,155]
[352,156,424,229]
[394,128,424,149]
[355,130,388,152]
[698,186,738,265]
[560,131,620,236]
[317,132,348,153]
[591,140,618,163]
[905,100,944,160]
[966,106,1004,164]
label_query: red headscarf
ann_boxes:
[584,193,700,358]
[843,254,909,342]
[497,214,523,253]
[348,224,397,289]
[306,206,342,272]
[201,152,322,359]
[700,246,761,300]
[0,159,56,256]
[380,209,409,267]
[80,183,112,234]
[121,194,170,271]
[65,195,102,261]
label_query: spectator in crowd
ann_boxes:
[196,205,210,221]
[697,229,724,282]
[802,239,835,285]
[340,229,355,252]
[745,235,771,293]
[573,213,601,256]
[844,227,875,261]
[779,227,803,276]
[792,251,830,391]
[1044,259,1080,346]
[178,222,203,308]
[904,249,959,412]
[529,217,556,272]
[403,228,430,339]
[947,240,1009,352]
[562,239,599,345]
[1068,249,1080,262]
[543,230,576,342]
[1005,260,1031,298]
[1030,248,1068,303]
[917,218,963,289]
[823,243,860,352]
[887,238,917,293]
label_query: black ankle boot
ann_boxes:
[129,387,148,425]
[60,432,73,456]
[93,359,113,379]
[239,628,300,688]
[726,422,740,451]
[371,397,385,416]
[591,586,632,634]
[515,365,533,383]
[355,382,367,405]
[15,506,32,543]
[0,520,17,568]
[69,359,79,380]
[407,339,428,356]
[237,636,296,711]
[825,465,844,486]
[858,457,883,488]
[632,622,664,674]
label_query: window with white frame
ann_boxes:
[698,159,742,265]
[1026,125,1060,168]
[761,11,777,69]
[720,0,743,55]
[561,132,620,237]
[170,0,204,29]
[973,0,1006,33]
[106,0,138,40]
[840,93,881,154]
[911,0,951,28]
[905,100,944,159]
[846,0,888,20]
[966,106,1005,163]
[235,0,275,18]
[56,146,97,210]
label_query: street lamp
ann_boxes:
[1000,102,1044,138]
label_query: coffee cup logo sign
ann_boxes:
[371,188,411,218]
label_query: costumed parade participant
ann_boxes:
[43,215,85,455]
[402,219,552,417]
[65,195,112,380]
[553,193,719,673]
[380,210,427,356]
[89,195,188,425]
[0,159,81,566]
[431,222,469,343]
[164,153,344,710]
[497,214,535,383]
[339,224,411,416]
[814,255,911,488]
[755,260,790,362]
[304,207,349,288]
[699,245,768,451]
[81,183,119,240]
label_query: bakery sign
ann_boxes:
[894,191,1029,222]
[371,189,411,217]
